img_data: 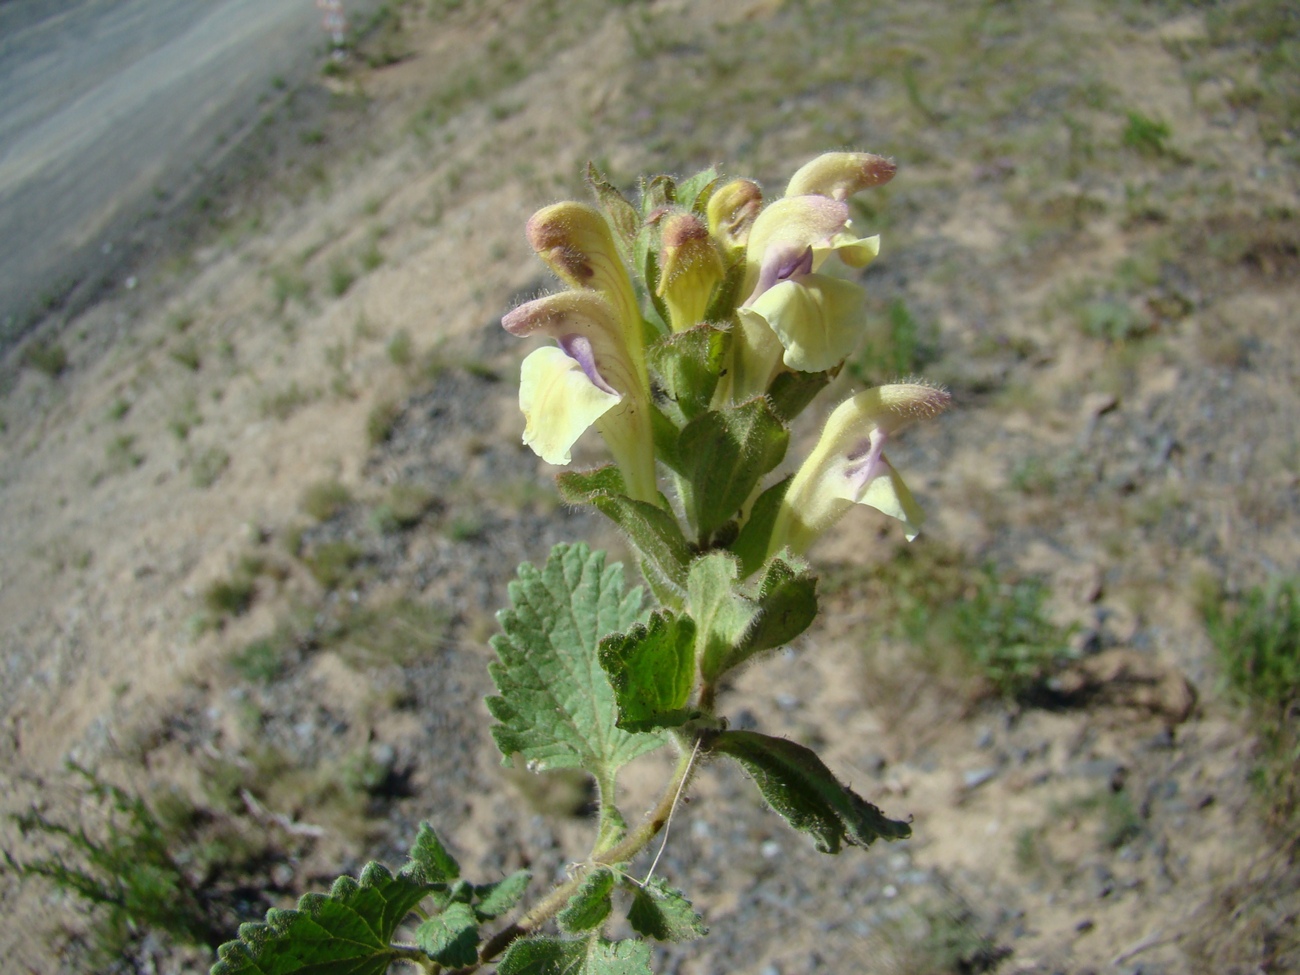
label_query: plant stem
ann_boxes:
[461,742,704,970]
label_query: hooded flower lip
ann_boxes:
[526,202,643,356]
[768,383,951,555]
[503,290,658,503]
[784,151,898,201]
[720,195,881,399]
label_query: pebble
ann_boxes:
[963,766,999,790]
[760,840,782,859]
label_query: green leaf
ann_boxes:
[675,167,719,214]
[766,369,833,423]
[498,936,654,975]
[599,611,698,732]
[688,552,758,684]
[486,544,666,783]
[407,821,459,884]
[690,554,817,681]
[624,878,707,942]
[473,870,531,920]
[730,476,791,578]
[211,859,440,975]
[712,730,911,854]
[556,867,616,934]
[732,559,817,663]
[586,163,639,266]
[678,400,788,543]
[415,902,479,968]
[647,324,726,425]
[555,469,693,594]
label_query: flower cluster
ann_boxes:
[503,153,949,575]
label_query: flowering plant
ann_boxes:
[213,152,949,975]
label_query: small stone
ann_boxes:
[1075,918,1095,934]
[963,767,998,790]
[774,693,799,711]
[975,727,995,750]
[760,840,782,859]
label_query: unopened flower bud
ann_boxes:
[785,152,897,200]
[706,179,763,251]
[657,212,724,332]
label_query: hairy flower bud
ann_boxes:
[706,178,763,251]
[657,212,725,332]
[784,151,897,200]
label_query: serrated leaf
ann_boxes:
[415,902,479,968]
[678,400,788,542]
[688,552,758,684]
[647,324,726,425]
[624,878,707,942]
[599,611,697,732]
[731,559,817,663]
[557,867,616,934]
[712,730,911,854]
[406,821,459,884]
[487,544,664,783]
[730,476,791,578]
[473,870,531,920]
[498,936,654,975]
[555,469,692,594]
[211,860,438,975]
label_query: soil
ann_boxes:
[1,1,1297,973]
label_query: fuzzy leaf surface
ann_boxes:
[556,867,616,934]
[497,936,654,975]
[679,400,788,542]
[647,325,726,425]
[555,469,692,593]
[210,853,442,975]
[687,552,758,683]
[472,870,531,920]
[487,544,664,781]
[712,730,911,854]
[729,476,791,578]
[624,878,707,943]
[599,611,697,732]
[415,902,479,968]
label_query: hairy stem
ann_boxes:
[461,742,704,970]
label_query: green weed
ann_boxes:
[105,434,145,474]
[300,480,352,521]
[1202,576,1300,833]
[386,329,413,367]
[169,337,202,371]
[259,382,315,420]
[328,258,356,297]
[23,339,68,377]
[367,398,402,446]
[1121,110,1172,157]
[302,540,364,589]
[953,565,1074,701]
[3,765,230,954]
[190,446,230,488]
[370,483,436,534]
